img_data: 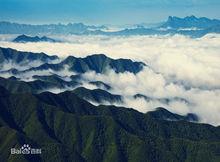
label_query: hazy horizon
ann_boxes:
[0,0,220,25]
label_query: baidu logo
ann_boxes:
[21,144,31,154]
[11,144,41,155]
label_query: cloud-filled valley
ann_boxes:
[0,34,220,125]
[1,1,220,159]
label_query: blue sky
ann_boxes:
[0,0,220,25]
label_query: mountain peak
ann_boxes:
[186,15,197,19]
[13,34,58,43]
[162,15,220,29]
[62,53,145,73]
[147,107,199,122]
[167,15,198,22]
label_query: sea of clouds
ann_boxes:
[0,34,220,125]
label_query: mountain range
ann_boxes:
[0,85,220,162]
[160,15,220,29]
[13,35,59,43]
[0,47,220,161]
[0,16,220,37]
[0,22,107,35]
[0,47,145,74]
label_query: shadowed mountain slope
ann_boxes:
[0,86,219,162]
[0,47,58,64]
[147,107,199,122]
[0,47,145,74]
[0,77,79,94]
[72,87,122,104]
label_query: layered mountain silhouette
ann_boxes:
[0,47,220,161]
[0,47,145,74]
[160,15,220,29]
[81,16,220,38]
[134,94,190,105]
[1,16,219,37]
[0,86,220,162]
[0,47,58,64]
[89,81,111,90]
[102,16,220,37]
[0,76,79,93]
[147,107,199,122]
[0,21,107,34]
[61,54,145,73]
[13,34,58,43]
[72,87,122,104]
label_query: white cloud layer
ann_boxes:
[81,69,220,125]
[0,34,220,125]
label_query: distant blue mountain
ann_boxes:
[0,16,220,37]
[13,34,58,43]
[160,15,220,29]
[95,16,220,37]
[0,21,108,35]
